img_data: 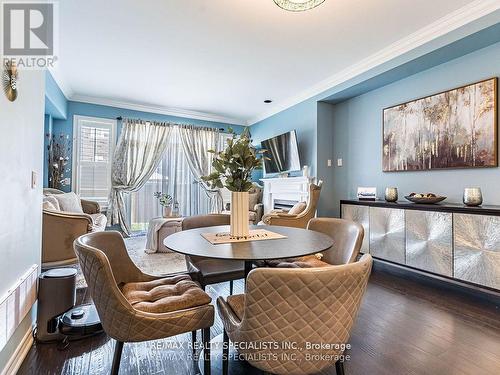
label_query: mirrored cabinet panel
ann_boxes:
[406,210,453,276]
[454,213,500,290]
[369,207,405,264]
[341,204,369,254]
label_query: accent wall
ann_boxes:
[326,41,500,217]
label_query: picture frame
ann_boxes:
[382,77,498,172]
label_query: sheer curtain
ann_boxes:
[179,125,223,214]
[130,126,221,233]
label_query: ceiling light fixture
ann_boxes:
[264,99,273,103]
[273,0,326,12]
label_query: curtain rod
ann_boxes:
[115,116,225,131]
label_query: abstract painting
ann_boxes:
[383,78,497,172]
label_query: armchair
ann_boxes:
[42,188,106,268]
[74,231,214,375]
[217,254,373,375]
[264,217,364,268]
[248,183,264,224]
[261,181,322,228]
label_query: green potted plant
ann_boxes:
[154,192,173,218]
[202,128,266,237]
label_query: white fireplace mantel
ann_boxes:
[260,176,313,214]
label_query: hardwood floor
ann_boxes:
[18,266,500,375]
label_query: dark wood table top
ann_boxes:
[164,225,333,261]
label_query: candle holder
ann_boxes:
[385,187,398,202]
[463,188,482,206]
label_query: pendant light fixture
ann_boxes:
[273,0,326,12]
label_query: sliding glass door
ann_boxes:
[129,127,226,233]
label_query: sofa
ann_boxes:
[42,188,107,268]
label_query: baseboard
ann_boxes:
[1,326,33,375]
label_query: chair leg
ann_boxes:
[223,329,229,375]
[111,340,124,375]
[335,360,345,375]
[202,327,211,375]
[191,330,197,354]
[229,280,233,295]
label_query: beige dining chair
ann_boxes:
[182,214,245,294]
[74,231,214,375]
[263,217,364,268]
[217,254,373,375]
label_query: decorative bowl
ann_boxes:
[404,195,447,204]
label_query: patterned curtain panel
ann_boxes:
[107,119,172,236]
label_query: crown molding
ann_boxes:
[69,94,246,126]
[248,0,500,125]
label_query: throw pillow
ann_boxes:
[52,192,84,213]
[288,201,306,215]
[42,195,60,211]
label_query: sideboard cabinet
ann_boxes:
[341,200,500,291]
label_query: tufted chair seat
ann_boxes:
[218,254,373,375]
[74,231,214,375]
[120,274,212,314]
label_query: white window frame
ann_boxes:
[72,115,117,208]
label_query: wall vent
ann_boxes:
[0,265,38,351]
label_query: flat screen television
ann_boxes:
[261,130,301,175]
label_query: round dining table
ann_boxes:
[164,225,334,279]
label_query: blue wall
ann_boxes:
[43,114,53,187]
[44,72,68,120]
[250,99,318,180]
[52,100,244,191]
[44,72,68,187]
[326,41,500,216]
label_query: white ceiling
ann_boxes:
[53,0,485,124]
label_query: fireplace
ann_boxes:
[260,176,313,215]
[273,199,298,211]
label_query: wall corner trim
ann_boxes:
[0,325,34,375]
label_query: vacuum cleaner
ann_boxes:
[35,268,103,345]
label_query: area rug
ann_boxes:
[76,235,187,288]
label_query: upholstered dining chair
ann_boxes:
[182,214,245,294]
[218,254,372,375]
[74,231,214,375]
[263,217,364,268]
[261,181,323,228]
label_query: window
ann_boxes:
[72,116,116,208]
